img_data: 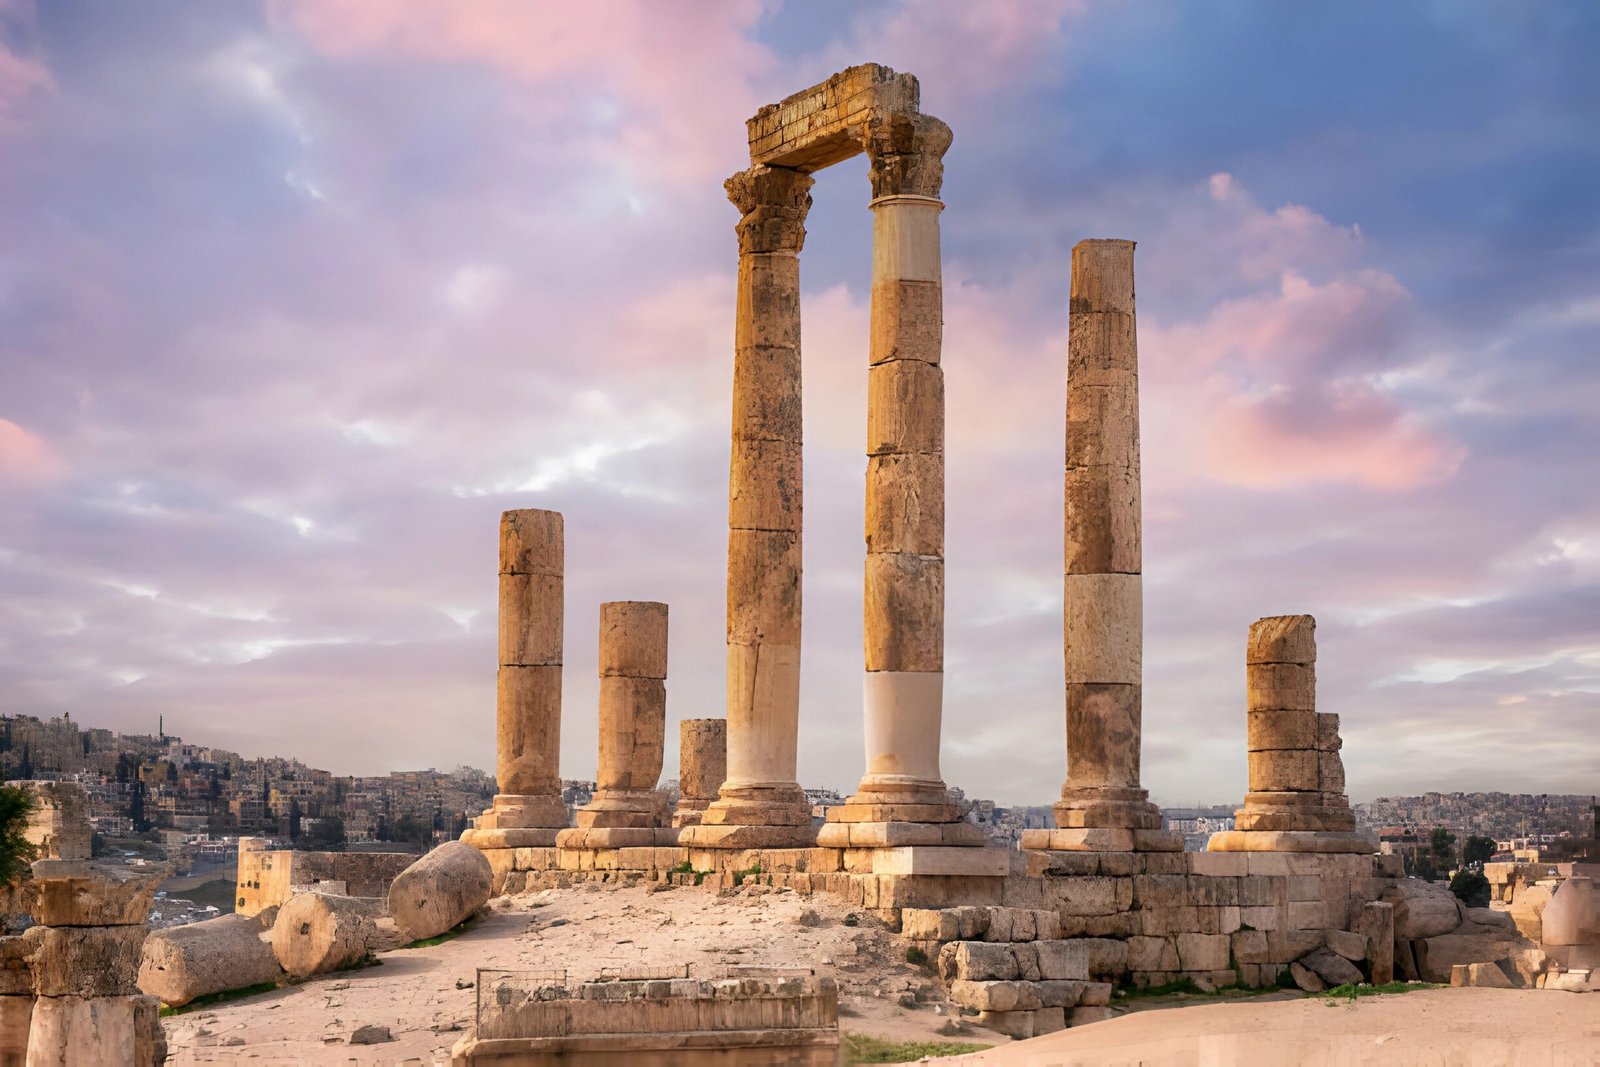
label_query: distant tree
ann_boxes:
[0,785,38,889]
[392,815,429,848]
[17,745,32,780]
[128,781,149,832]
[165,762,177,784]
[289,799,302,841]
[221,763,231,781]
[1462,835,1495,867]
[1430,827,1456,866]
[1450,870,1491,909]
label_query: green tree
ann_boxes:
[1430,827,1456,866]
[300,816,346,851]
[1450,870,1491,908]
[0,785,39,889]
[1462,835,1495,867]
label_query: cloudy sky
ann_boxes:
[2,1,1596,806]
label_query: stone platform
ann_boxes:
[1206,830,1379,854]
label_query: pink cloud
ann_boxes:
[266,0,770,183]
[0,418,62,483]
[1201,383,1466,490]
[0,0,51,129]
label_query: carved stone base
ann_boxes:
[675,822,818,850]
[815,820,988,849]
[572,790,669,830]
[473,794,568,831]
[1206,829,1378,854]
[671,798,713,828]
[461,827,562,849]
[1053,785,1165,831]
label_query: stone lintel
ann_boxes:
[747,63,920,170]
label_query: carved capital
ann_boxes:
[866,114,952,199]
[726,165,815,255]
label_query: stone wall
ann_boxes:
[234,840,414,917]
[453,972,840,1065]
[18,781,93,861]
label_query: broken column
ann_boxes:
[560,602,676,849]
[672,719,728,828]
[463,509,569,852]
[1208,615,1376,853]
[682,165,817,850]
[23,860,167,1066]
[1024,239,1177,854]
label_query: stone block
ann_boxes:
[1238,876,1284,907]
[1289,961,1325,992]
[731,344,801,442]
[1247,708,1318,752]
[863,552,943,672]
[867,357,943,456]
[1381,879,1465,940]
[1035,979,1087,1008]
[27,924,145,998]
[1063,574,1141,685]
[1415,932,1516,984]
[729,438,802,532]
[1232,929,1269,964]
[1051,876,1132,917]
[1318,749,1346,794]
[498,572,563,666]
[28,862,162,927]
[1075,938,1129,981]
[1325,928,1367,962]
[1188,852,1248,878]
[1245,853,1292,877]
[1,995,32,1063]
[1126,935,1179,971]
[24,994,165,1067]
[938,941,1018,982]
[138,912,283,1008]
[1034,1005,1068,1035]
[1302,946,1364,987]
[948,980,1040,1012]
[500,510,562,576]
[1035,940,1091,981]
[1357,901,1395,984]
[1267,929,1325,965]
[864,453,943,555]
[1315,713,1341,752]
[867,847,1009,878]
[1286,901,1327,930]
[1239,905,1283,931]
[1247,615,1315,665]
[1137,906,1200,937]
[1247,750,1320,793]
[1246,662,1315,713]
[1063,463,1141,575]
[1175,933,1230,972]
[1188,876,1240,907]
[1065,379,1139,469]
[976,1009,1034,1040]
[1287,874,1324,903]
[1133,874,1188,909]
[1068,1005,1112,1026]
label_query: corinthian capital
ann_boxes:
[866,113,953,200]
[726,165,815,255]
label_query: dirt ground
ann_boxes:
[163,881,969,1064]
[162,883,1600,1065]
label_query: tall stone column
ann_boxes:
[821,115,990,860]
[464,509,569,850]
[1026,240,1177,854]
[682,165,818,849]
[672,719,728,828]
[560,602,675,849]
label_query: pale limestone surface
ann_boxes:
[138,911,282,1007]
[270,892,380,979]
[672,719,727,828]
[387,842,494,945]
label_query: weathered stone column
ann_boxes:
[672,719,728,828]
[560,602,675,848]
[683,165,817,850]
[1208,614,1375,853]
[1025,240,1177,854]
[23,860,167,1066]
[820,114,991,862]
[464,509,569,850]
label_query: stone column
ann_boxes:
[22,860,167,1066]
[822,115,988,855]
[683,165,817,849]
[560,602,675,848]
[672,719,728,828]
[1029,240,1176,853]
[464,509,569,850]
[1208,614,1374,854]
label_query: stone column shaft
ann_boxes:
[466,510,568,846]
[692,165,816,843]
[570,602,668,835]
[1049,239,1173,850]
[672,719,728,828]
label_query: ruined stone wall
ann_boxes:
[19,782,93,861]
[235,844,413,917]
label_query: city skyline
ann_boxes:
[2,3,1598,805]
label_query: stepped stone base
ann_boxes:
[461,827,561,850]
[676,823,819,850]
[816,820,988,849]
[1206,830,1378,854]
[555,827,679,850]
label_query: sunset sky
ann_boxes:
[2,1,1596,805]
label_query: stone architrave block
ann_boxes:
[1247,615,1315,665]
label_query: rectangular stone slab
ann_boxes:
[870,847,1010,877]
[865,453,943,555]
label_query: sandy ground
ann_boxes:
[163,881,970,1064]
[948,987,1600,1067]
